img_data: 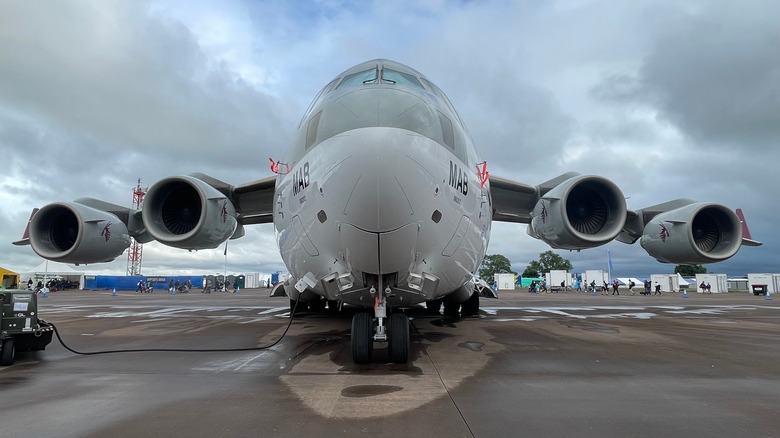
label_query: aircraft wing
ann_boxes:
[489,175,537,223]
[489,172,580,223]
[489,172,759,264]
[231,175,276,225]
[189,172,276,225]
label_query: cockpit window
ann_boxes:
[381,68,423,89]
[336,68,378,90]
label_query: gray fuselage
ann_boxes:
[273,59,492,308]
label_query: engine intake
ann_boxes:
[29,202,130,264]
[528,175,626,249]
[640,203,742,263]
[142,175,237,250]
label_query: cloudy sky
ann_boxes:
[1,0,777,279]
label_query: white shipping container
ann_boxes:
[494,273,516,290]
[548,270,570,288]
[694,273,728,293]
[747,273,779,294]
[650,274,680,292]
[583,270,608,290]
[244,273,259,288]
[244,273,273,288]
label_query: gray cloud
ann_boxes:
[592,1,780,150]
[0,0,776,278]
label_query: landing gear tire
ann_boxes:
[425,299,443,315]
[351,312,373,364]
[388,313,410,364]
[290,299,307,315]
[308,298,326,311]
[443,300,460,318]
[461,291,480,317]
[1,338,15,366]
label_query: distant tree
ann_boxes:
[674,264,707,276]
[522,265,540,278]
[479,254,516,282]
[523,250,573,278]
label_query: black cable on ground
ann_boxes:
[48,299,299,356]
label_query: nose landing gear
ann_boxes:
[351,285,410,364]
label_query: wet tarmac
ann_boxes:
[1,288,779,437]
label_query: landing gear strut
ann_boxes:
[350,284,410,364]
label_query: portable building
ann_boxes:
[650,274,680,293]
[694,273,728,293]
[494,273,516,290]
[747,273,780,294]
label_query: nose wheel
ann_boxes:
[351,312,373,364]
[388,313,409,363]
[350,285,410,364]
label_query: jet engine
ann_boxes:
[142,175,237,250]
[528,175,627,249]
[640,203,742,264]
[28,202,130,264]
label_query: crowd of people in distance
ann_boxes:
[525,278,679,296]
[201,278,240,294]
[26,277,78,293]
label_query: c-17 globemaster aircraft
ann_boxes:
[15,59,761,364]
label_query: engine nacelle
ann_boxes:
[29,202,130,264]
[640,203,742,264]
[142,175,237,250]
[528,175,627,249]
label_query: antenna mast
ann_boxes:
[126,178,147,276]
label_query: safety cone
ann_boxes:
[41,288,48,298]
[683,290,688,298]
[111,288,117,296]
[766,291,772,301]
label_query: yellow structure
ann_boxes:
[0,266,20,289]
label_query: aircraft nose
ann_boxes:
[340,131,427,233]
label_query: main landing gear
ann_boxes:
[351,285,410,364]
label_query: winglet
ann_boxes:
[12,208,37,246]
[736,208,762,246]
